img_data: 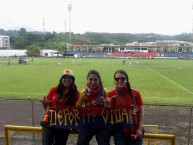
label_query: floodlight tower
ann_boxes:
[191,2,193,42]
[43,17,45,33]
[68,4,72,43]
[191,1,193,53]
[64,20,67,33]
[68,4,72,33]
[191,2,193,41]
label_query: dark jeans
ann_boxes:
[124,134,143,145]
[42,127,70,145]
[76,128,111,145]
[113,128,144,145]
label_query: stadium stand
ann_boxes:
[66,51,105,57]
[112,52,156,58]
[163,52,193,58]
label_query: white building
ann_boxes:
[0,50,27,57]
[0,49,61,57]
[0,35,10,49]
[40,49,61,57]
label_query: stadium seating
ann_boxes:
[163,52,193,58]
[66,51,105,57]
[112,52,156,58]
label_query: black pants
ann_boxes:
[76,128,111,145]
[42,127,70,145]
[112,128,144,145]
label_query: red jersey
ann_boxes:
[108,88,143,133]
[108,88,143,107]
[46,87,79,108]
[76,88,108,107]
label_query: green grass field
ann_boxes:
[0,57,193,105]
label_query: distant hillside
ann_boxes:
[57,32,193,45]
[0,28,192,50]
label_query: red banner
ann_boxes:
[40,107,136,129]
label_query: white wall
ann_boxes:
[40,50,59,57]
[0,50,26,57]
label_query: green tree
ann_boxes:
[26,45,40,57]
[12,36,28,49]
[18,28,27,36]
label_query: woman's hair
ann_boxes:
[87,69,106,98]
[114,69,134,98]
[57,75,77,105]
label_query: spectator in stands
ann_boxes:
[76,70,111,145]
[40,69,79,145]
[107,69,144,145]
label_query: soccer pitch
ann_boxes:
[0,57,193,105]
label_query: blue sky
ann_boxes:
[0,0,192,35]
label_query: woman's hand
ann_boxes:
[136,128,143,137]
[103,97,111,107]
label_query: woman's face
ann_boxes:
[114,72,127,89]
[87,74,99,89]
[62,76,73,87]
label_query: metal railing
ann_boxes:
[4,125,175,145]
[4,125,42,145]
[143,125,159,145]
[188,106,193,145]
[144,133,175,145]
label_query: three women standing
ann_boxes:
[40,69,144,145]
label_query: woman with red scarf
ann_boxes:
[108,69,144,145]
[40,69,79,145]
[76,70,111,145]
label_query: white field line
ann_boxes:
[0,92,45,95]
[142,96,193,101]
[145,66,193,95]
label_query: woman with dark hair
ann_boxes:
[76,70,111,145]
[40,69,79,145]
[108,69,144,145]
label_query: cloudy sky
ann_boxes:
[0,0,193,35]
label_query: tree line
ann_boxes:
[0,28,192,56]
